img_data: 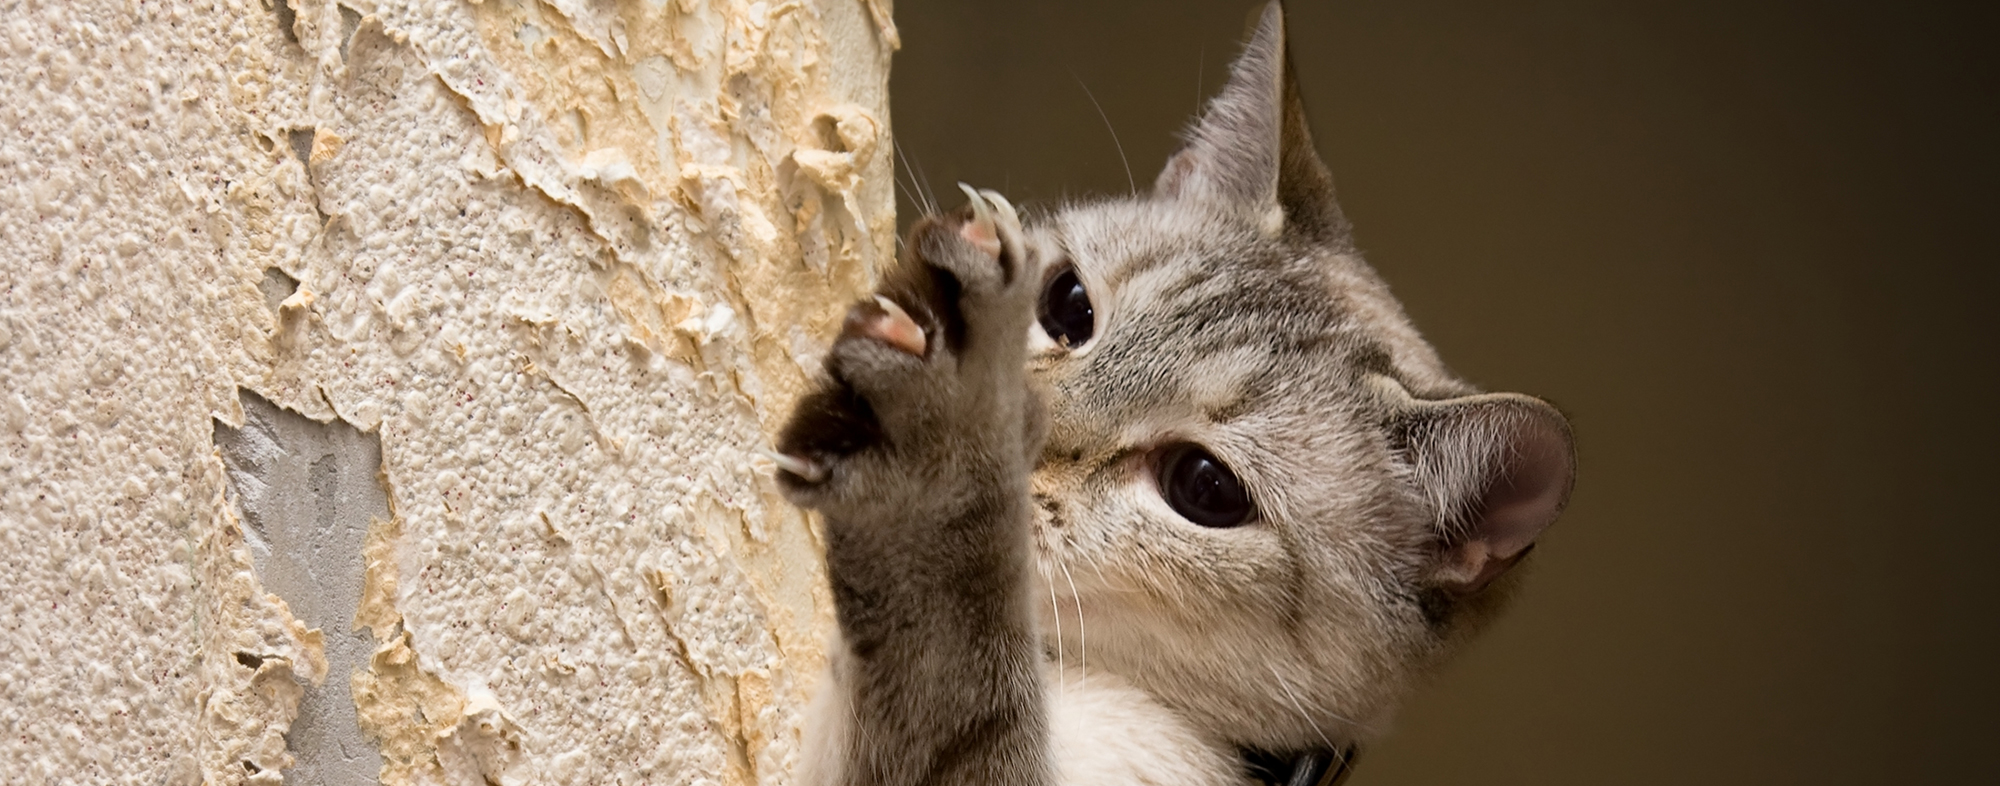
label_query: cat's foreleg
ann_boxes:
[775,189,1049,786]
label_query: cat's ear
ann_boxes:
[1155,1,1347,243]
[1388,386,1576,594]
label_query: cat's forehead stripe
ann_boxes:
[1058,201,1253,285]
[1070,278,1362,434]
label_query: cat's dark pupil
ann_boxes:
[1162,446,1253,528]
[1037,268,1094,348]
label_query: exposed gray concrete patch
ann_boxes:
[287,129,316,167]
[337,5,363,62]
[259,268,301,316]
[216,389,387,785]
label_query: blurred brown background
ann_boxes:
[887,1,1999,782]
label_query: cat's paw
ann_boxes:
[770,187,1041,513]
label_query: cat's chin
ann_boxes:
[1032,561,1427,749]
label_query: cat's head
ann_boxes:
[1022,1,1575,750]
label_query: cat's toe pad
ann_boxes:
[854,295,927,357]
[956,183,1011,260]
[771,186,1039,505]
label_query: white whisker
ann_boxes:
[1071,73,1135,194]
[900,139,936,216]
[1269,664,1334,750]
[1077,548,1144,595]
[893,140,939,216]
[890,163,929,221]
[1056,556,1086,689]
[1045,558,1065,702]
[1195,45,1206,114]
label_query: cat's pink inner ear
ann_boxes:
[1148,2,1349,243]
[1472,410,1573,559]
[1154,149,1201,198]
[1147,2,1285,207]
[1422,395,1576,594]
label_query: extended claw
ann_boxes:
[957,182,1003,257]
[758,449,828,483]
[976,188,1020,233]
[978,187,1024,263]
[869,295,928,356]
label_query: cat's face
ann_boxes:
[1022,197,1444,749]
[1019,2,1574,751]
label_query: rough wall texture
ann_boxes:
[0,0,896,783]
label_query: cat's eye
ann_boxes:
[1037,266,1095,348]
[1158,445,1255,528]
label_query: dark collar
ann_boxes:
[1241,745,1360,786]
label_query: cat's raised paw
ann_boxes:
[770,185,1041,506]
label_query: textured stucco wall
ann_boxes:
[0,0,895,783]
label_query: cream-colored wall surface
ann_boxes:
[0,0,896,783]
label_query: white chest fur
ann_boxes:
[800,664,1248,786]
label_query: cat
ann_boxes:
[768,3,1576,784]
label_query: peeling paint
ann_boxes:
[351,629,471,784]
[0,0,892,782]
[215,389,389,785]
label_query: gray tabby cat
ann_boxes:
[769,3,1576,784]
